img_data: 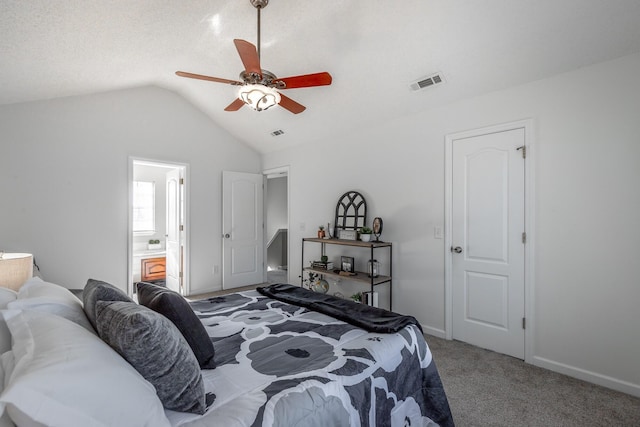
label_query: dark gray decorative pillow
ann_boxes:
[95,300,206,414]
[136,282,216,369]
[82,279,133,329]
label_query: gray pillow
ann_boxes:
[82,279,132,329]
[95,301,206,414]
[136,282,216,369]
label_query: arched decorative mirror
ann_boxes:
[334,191,367,239]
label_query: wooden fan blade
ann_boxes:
[275,72,332,89]
[233,39,262,76]
[175,71,242,85]
[224,98,245,112]
[278,93,306,114]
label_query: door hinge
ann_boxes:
[179,272,183,278]
[517,145,527,159]
[179,178,184,185]
[522,232,527,244]
[180,224,184,232]
[522,317,526,329]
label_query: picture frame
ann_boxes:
[341,256,355,273]
[338,229,358,240]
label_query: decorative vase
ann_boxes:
[311,279,329,294]
[360,234,371,242]
[317,230,326,239]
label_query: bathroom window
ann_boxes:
[133,181,155,233]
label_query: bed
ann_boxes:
[0,278,454,427]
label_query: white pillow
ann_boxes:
[0,352,14,390]
[0,289,18,354]
[12,277,95,333]
[7,297,95,334]
[0,310,171,427]
[17,277,81,306]
[0,410,13,427]
[0,353,16,427]
[0,290,17,310]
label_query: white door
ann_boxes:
[166,169,182,293]
[222,171,264,289]
[451,127,525,359]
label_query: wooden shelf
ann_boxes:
[302,237,391,248]
[303,267,391,286]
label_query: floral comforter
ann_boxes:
[165,289,454,427]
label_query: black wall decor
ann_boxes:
[334,191,367,233]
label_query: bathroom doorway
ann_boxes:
[128,158,189,296]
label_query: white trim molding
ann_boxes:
[532,356,640,398]
[422,325,447,339]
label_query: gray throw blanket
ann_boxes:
[257,283,422,333]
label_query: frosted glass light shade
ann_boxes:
[0,253,33,291]
[238,84,281,111]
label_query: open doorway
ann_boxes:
[128,159,189,296]
[264,167,289,284]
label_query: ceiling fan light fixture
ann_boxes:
[238,84,281,111]
[176,0,331,114]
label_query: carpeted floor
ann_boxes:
[425,335,640,426]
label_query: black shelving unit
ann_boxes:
[301,237,393,310]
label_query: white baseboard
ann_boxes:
[532,355,640,398]
[422,324,446,339]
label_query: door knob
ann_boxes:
[224,233,230,239]
[452,246,463,253]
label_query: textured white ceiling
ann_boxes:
[2,0,640,153]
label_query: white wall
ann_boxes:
[0,85,261,295]
[263,53,640,396]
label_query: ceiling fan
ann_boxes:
[175,0,332,114]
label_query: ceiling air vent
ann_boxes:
[410,73,445,91]
[271,129,285,137]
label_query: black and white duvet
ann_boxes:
[165,287,454,427]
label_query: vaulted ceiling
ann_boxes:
[2,1,640,153]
